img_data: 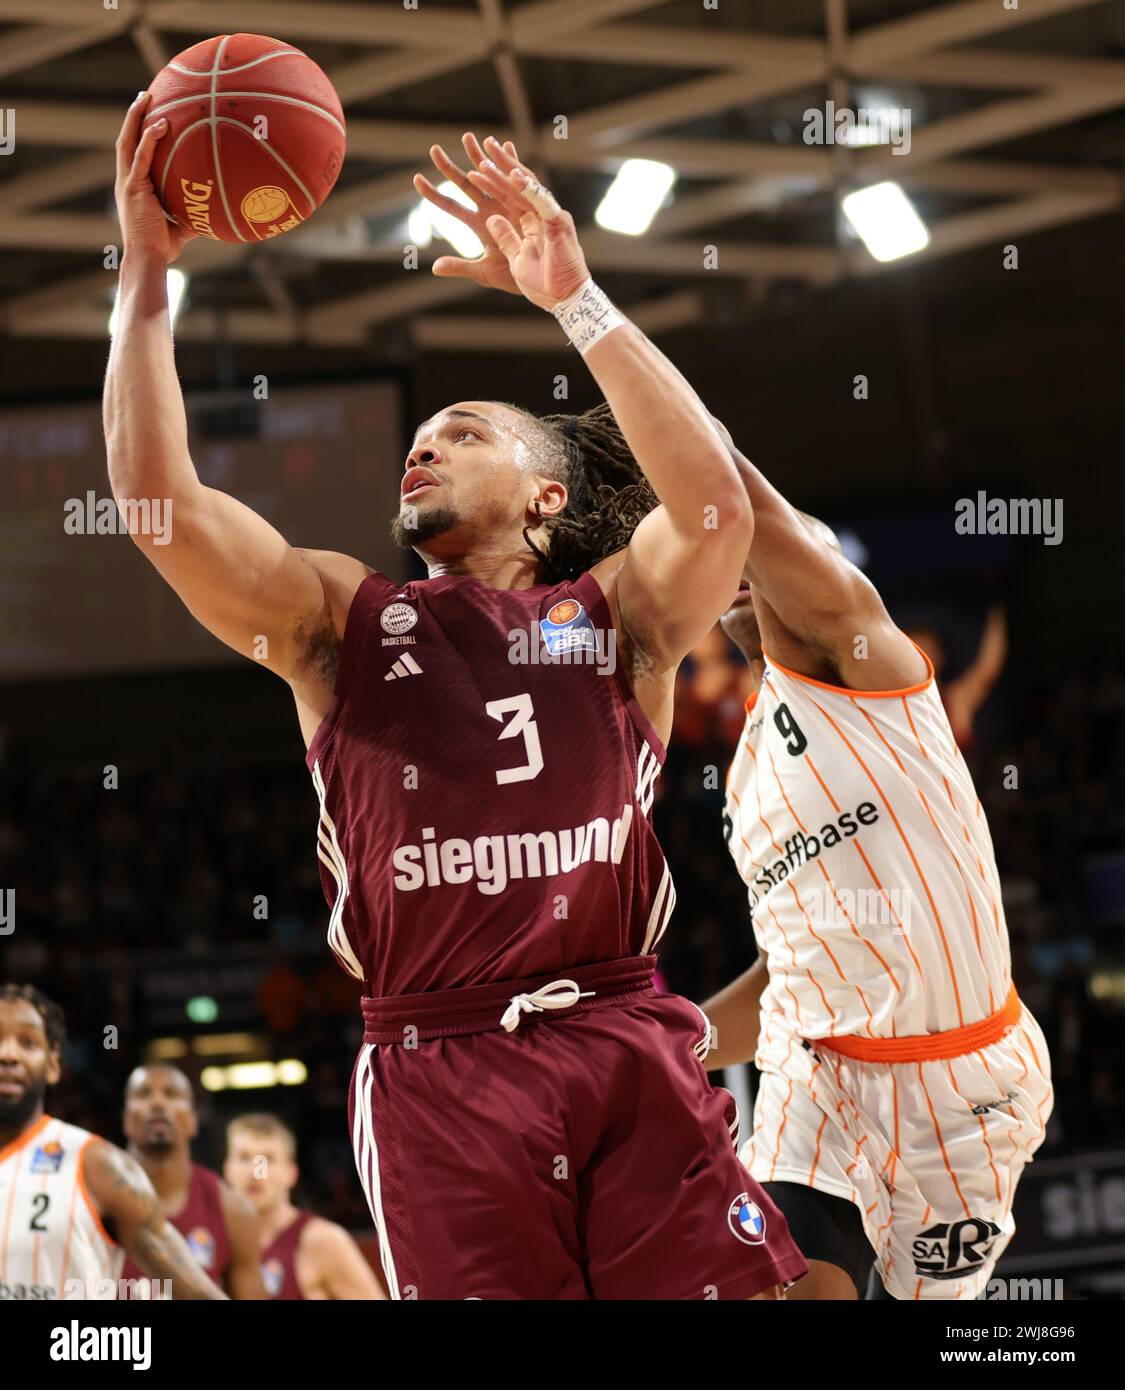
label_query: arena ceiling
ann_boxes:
[1,0,1124,360]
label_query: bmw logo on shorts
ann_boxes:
[728,1193,767,1245]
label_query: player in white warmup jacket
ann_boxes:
[700,422,1053,1301]
[0,985,224,1300]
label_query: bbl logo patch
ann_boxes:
[381,602,418,636]
[728,1193,767,1245]
[913,1217,1002,1280]
[187,1226,217,1270]
[539,598,598,657]
[261,1258,285,1297]
[30,1141,64,1175]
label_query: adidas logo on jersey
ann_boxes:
[385,653,423,681]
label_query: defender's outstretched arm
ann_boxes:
[710,417,926,691]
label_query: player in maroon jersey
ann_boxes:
[224,1113,385,1299]
[107,103,806,1299]
[0,986,226,1301]
[118,1065,266,1298]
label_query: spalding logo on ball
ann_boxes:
[145,32,346,244]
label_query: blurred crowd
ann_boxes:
[1,633,1123,1228]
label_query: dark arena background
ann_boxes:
[1,0,1124,1355]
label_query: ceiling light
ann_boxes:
[413,180,483,259]
[200,1059,309,1091]
[839,109,906,148]
[841,181,930,263]
[841,91,908,147]
[108,267,188,336]
[407,203,433,249]
[595,159,676,236]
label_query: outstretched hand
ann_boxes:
[413,135,520,294]
[413,134,590,310]
[114,91,197,264]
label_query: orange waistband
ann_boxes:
[810,985,1021,1064]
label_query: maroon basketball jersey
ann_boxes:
[260,1209,315,1300]
[306,568,674,995]
[121,1163,232,1295]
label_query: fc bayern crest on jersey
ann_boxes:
[728,1193,767,1245]
[261,1258,285,1297]
[187,1226,216,1269]
[539,598,598,657]
[380,601,418,636]
[30,1140,64,1174]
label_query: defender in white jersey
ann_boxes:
[0,985,225,1300]
[699,423,1053,1301]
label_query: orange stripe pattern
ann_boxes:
[0,1114,122,1298]
[725,652,1011,1042]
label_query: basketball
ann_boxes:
[144,32,346,244]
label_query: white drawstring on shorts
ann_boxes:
[500,979,595,1033]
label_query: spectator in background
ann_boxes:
[675,626,754,750]
[907,601,1007,749]
[256,952,308,1041]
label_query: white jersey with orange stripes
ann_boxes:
[724,649,1010,1039]
[744,1007,1053,1299]
[0,1114,123,1299]
[723,649,1053,1299]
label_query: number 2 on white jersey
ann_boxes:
[485,693,544,784]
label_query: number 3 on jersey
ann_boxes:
[486,693,544,784]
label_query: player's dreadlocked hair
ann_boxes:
[519,401,658,584]
[0,983,66,1053]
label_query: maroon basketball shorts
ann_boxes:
[348,956,807,1300]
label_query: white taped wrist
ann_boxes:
[551,279,625,356]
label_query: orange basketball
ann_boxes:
[145,32,346,244]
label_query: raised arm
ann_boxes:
[581,332,753,667]
[710,418,927,692]
[104,93,365,693]
[454,138,753,671]
[82,1139,226,1300]
[945,601,1007,734]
